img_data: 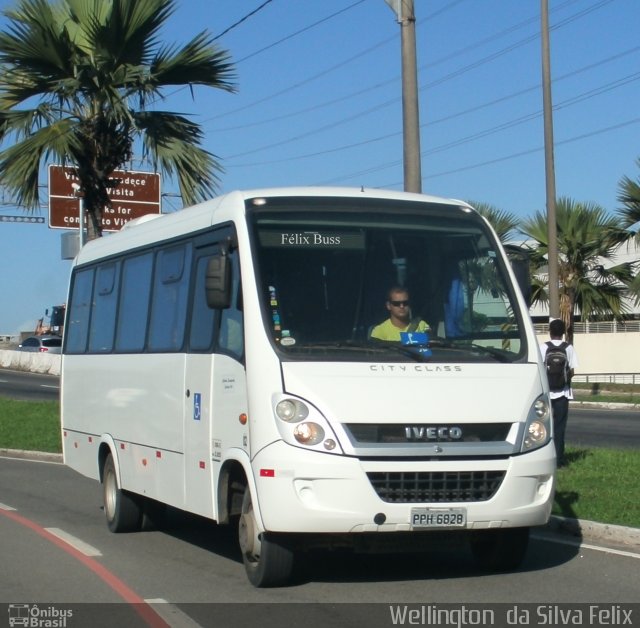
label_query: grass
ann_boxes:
[553,446,640,528]
[573,382,640,405]
[0,397,638,529]
[0,399,62,453]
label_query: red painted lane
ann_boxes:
[0,508,169,628]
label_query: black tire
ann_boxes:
[102,453,143,533]
[142,498,168,531]
[470,526,530,571]
[238,486,295,587]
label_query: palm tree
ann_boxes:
[468,201,520,244]
[521,197,636,344]
[616,159,640,304]
[0,0,235,240]
[617,158,640,241]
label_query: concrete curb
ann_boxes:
[2,448,638,551]
[573,400,640,411]
[547,515,640,549]
[0,448,63,464]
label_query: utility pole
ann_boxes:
[541,0,560,320]
[386,0,422,193]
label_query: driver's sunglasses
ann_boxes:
[389,300,410,307]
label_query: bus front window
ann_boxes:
[250,199,526,363]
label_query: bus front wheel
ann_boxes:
[102,453,143,533]
[238,486,295,587]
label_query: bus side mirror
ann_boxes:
[505,245,532,308]
[205,254,231,309]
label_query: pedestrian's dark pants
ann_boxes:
[551,395,569,466]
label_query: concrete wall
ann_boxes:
[1,331,638,380]
[536,332,639,377]
[0,350,61,376]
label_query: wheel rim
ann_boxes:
[104,468,117,521]
[239,492,261,564]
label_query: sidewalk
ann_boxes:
[2,447,638,552]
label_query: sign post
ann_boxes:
[48,165,161,232]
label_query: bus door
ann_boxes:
[183,243,247,519]
[183,244,219,518]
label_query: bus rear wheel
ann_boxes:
[238,486,295,587]
[103,453,143,533]
[470,526,530,571]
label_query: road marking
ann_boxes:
[0,454,62,465]
[534,533,640,559]
[0,502,17,511]
[41,384,60,389]
[0,508,170,627]
[45,527,102,557]
[145,600,204,628]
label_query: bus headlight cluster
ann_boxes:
[273,395,342,453]
[521,395,551,452]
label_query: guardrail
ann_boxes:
[534,321,640,334]
[573,373,640,385]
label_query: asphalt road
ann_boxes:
[569,405,640,448]
[0,456,638,628]
[0,368,60,401]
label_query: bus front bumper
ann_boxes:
[251,440,555,534]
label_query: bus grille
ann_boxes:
[367,470,505,503]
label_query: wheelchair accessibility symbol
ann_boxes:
[194,393,202,421]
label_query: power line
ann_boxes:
[319,117,640,188]
[222,38,639,166]
[208,0,611,131]
[212,0,275,42]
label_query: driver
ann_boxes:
[370,286,430,341]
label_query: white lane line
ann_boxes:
[534,533,640,559]
[44,527,103,557]
[0,502,17,511]
[145,599,204,628]
[41,385,60,389]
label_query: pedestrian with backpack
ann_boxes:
[539,319,578,467]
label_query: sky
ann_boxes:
[0,0,638,335]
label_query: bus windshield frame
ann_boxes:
[247,196,528,364]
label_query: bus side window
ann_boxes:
[190,255,219,352]
[66,268,95,353]
[218,250,243,359]
[115,253,153,352]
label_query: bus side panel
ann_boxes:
[62,353,187,508]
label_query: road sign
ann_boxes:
[48,165,161,231]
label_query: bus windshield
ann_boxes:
[249,197,526,363]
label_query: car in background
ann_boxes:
[17,335,62,354]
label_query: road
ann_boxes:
[0,456,639,628]
[569,405,640,448]
[0,368,60,401]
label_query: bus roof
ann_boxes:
[73,186,472,266]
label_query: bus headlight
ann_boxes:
[521,395,551,452]
[276,399,309,423]
[272,394,343,454]
[293,422,325,445]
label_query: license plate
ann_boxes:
[410,508,467,528]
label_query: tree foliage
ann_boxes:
[520,198,636,343]
[0,0,235,239]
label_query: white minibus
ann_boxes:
[61,187,555,587]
